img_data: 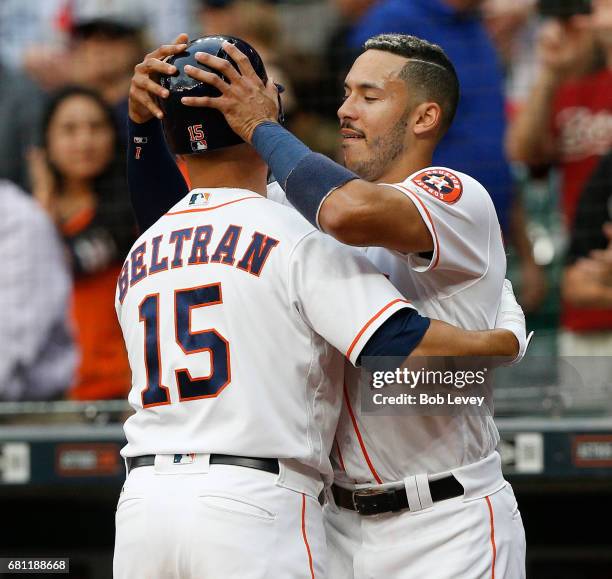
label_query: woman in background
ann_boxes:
[29,85,135,400]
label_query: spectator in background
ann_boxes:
[29,86,135,401]
[507,0,612,356]
[0,180,77,401]
[348,0,547,312]
[69,19,144,110]
[22,17,144,144]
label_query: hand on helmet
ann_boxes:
[182,41,280,143]
[128,34,188,123]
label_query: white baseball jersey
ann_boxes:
[330,167,507,484]
[115,186,415,483]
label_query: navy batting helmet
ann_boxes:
[158,35,268,155]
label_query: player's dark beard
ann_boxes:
[347,108,411,182]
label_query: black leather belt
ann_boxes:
[332,475,464,516]
[127,454,280,475]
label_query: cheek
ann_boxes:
[361,105,396,141]
[53,135,114,178]
[93,132,114,160]
[48,134,77,173]
[373,112,407,145]
[83,135,115,174]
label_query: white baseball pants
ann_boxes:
[325,459,526,578]
[114,457,326,578]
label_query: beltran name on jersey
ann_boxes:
[117,224,279,304]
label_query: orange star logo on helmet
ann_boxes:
[412,169,463,204]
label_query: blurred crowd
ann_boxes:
[0,0,611,406]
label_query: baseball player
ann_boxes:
[172,34,528,579]
[116,36,526,579]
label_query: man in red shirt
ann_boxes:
[507,0,612,355]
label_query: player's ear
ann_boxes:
[412,102,442,138]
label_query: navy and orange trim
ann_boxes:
[346,298,411,361]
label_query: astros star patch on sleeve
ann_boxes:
[411,169,463,204]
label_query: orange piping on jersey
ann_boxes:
[394,184,440,269]
[166,196,261,215]
[301,494,316,579]
[485,496,497,579]
[335,438,346,472]
[346,298,411,360]
[343,382,382,484]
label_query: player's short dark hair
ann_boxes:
[364,34,460,134]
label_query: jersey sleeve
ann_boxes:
[288,231,416,366]
[387,168,498,279]
[127,118,189,232]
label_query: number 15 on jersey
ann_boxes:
[138,282,231,408]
